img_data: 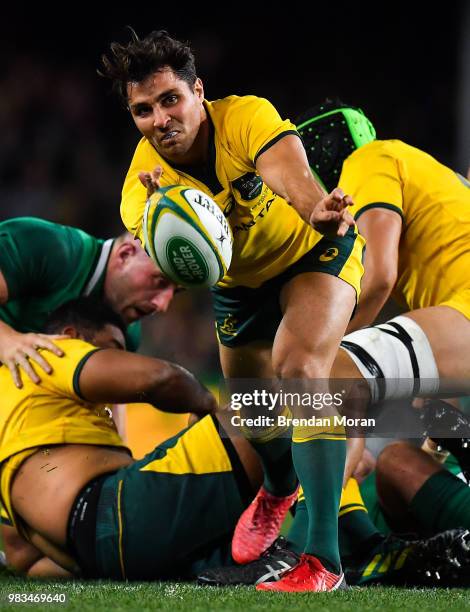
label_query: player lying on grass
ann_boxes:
[0,296,265,579]
[365,406,470,544]
[320,401,470,588]
[2,299,467,585]
[2,306,467,586]
[332,404,470,587]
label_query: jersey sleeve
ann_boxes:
[39,338,102,401]
[121,139,150,243]
[339,144,405,220]
[226,96,299,166]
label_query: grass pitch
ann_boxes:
[1,534,469,611]
[1,575,470,612]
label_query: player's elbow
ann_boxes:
[3,546,40,575]
[25,557,75,578]
[369,265,397,295]
[146,361,216,415]
[381,267,398,290]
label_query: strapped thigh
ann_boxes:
[340,315,439,402]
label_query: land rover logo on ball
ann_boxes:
[167,237,209,284]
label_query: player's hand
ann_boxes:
[309,187,355,237]
[138,166,163,199]
[0,329,69,388]
[352,448,376,484]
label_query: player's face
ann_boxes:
[127,68,205,164]
[106,243,178,324]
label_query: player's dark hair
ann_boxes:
[295,98,376,192]
[43,297,126,339]
[99,29,197,105]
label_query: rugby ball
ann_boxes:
[142,185,233,288]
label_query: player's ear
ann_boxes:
[193,78,204,101]
[116,241,136,263]
[62,325,79,339]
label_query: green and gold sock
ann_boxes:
[287,492,307,554]
[243,406,297,496]
[292,427,346,574]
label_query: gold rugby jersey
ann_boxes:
[0,339,129,528]
[341,140,470,318]
[121,95,324,289]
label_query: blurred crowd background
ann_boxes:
[1,5,468,382]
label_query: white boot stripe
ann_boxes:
[255,562,293,584]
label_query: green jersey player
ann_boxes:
[0,216,177,387]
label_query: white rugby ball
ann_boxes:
[142,185,233,288]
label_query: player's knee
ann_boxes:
[376,441,416,481]
[272,351,329,379]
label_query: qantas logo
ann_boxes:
[232,197,276,233]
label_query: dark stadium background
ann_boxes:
[1,4,468,380]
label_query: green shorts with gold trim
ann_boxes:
[212,228,365,348]
[94,415,251,580]
[359,454,465,537]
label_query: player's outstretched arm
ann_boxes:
[346,208,402,333]
[255,134,354,236]
[78,349,217,415]
[0,272,68,388]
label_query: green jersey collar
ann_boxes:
[83,238,114,297]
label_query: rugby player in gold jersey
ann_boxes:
[1,297,254,579]
[294,101,470,409]
[100,30,365,591]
